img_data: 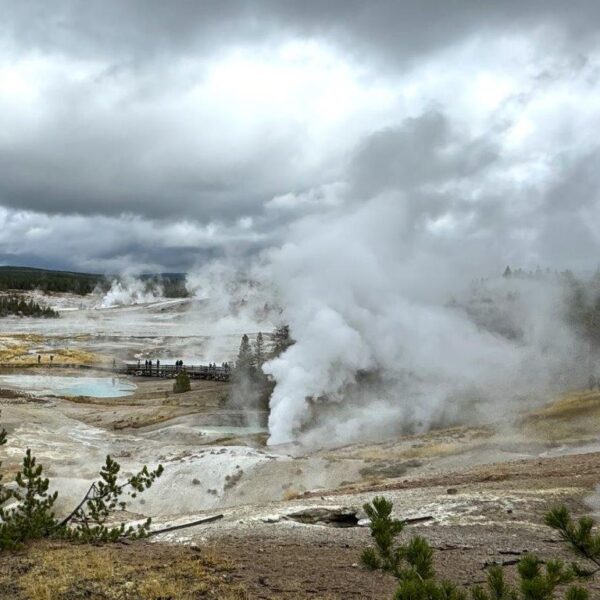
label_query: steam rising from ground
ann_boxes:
[94,110,600,448]
[257,194,584,446]
[185,262,278,333]
[97,276,163,308]
[181,193,587,448]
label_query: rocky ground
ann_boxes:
[2,450,599,599]
[147,450,600,598]
[1,300,600,598]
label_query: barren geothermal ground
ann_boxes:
[1,295,600,599]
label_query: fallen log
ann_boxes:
[147,514,224,537]
[404,515,434,525]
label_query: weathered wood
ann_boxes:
[147,514,224,536]
[0,360,232,381]
[117,362,231,381]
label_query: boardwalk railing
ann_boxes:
[0,362,232,382]
[117,363,231,381]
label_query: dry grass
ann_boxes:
[325,426,494,463]
[528,390,600,420]
[0,540,247,600]
[282,489,301,501]
[0,333,99,366]
[523,390,600,442]
[112,410,178,430]
[332,439,478,464]
[52,348,98,365]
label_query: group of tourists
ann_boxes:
[129,358,232,376]
[134,359,184,370]
[207,362,231,371]
[136,359,164,373]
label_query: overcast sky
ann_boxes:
[1,1,600,273]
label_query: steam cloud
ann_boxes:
[241,100,599,447]
[97,276,163,309]
[179,106,599,448]
[258,193,583,447]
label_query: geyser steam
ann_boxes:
[97,276,164,308]
[261,193,581,446]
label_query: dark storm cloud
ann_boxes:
[1,1,600,271]
[0,118,298,220]
[4,1,600,63]
[349,112,498,197]
[0,0,597,222]
[545,150,600,213]
[0,207,267,272]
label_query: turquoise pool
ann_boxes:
[0,375,137,398]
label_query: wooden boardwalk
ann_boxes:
[0,361,232,382]
[118,363,231,381]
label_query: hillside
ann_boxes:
[0,267,188,297]
[0,266,104,295]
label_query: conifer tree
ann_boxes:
[0,412,163,549]
[270,324,293,358]
[173,370,191,393]
[254,331,265,369]
[361,497,595,600]
[236,334,254,371]
[0,450,57,547]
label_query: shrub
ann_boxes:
[0,414,163,550]
[173,371,191,393]
[60,456,163,542]
[0,449,58,548]
[361,496,595,600]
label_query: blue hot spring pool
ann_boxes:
[0,375,137,398]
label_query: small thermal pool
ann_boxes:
[0,375,137,398]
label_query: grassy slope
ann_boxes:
[0,540,246,600]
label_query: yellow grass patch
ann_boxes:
[523,389,600,442]
[328,426,494,463]
[528,390,600,419]
[0,334,100,366]
[283,489,302,501]
[112,410,178,430]
[0,540,247,600]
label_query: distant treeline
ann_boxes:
[500,265,600,346]
[0,267,189,297]
[502,265,579,280]
[0,296,59,318]
[493,265,600,351]
[0,266,103,295]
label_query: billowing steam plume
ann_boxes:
[261,193,583,446]
[97,276,163,308]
